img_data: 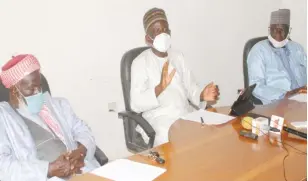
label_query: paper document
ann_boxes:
[290,121,307,129]
[91,159,166,181]
[289,94,307,102]
[182,109,235,125]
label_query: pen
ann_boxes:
[200,117,205,126]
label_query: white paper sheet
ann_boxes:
[289,94,307,102]
[182,109,235,125]
[91,159,166,181]
[290,121,307,129]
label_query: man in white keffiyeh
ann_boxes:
[0,54,100,181]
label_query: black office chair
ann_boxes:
[118,47,156,153]
[0,73,108,166]
[243,36,268,105]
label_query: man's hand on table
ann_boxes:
[48,143,87,178]
[299,85,307,94]
[285,85,307,98]
[66,144,87,174]
[48,154,72,178]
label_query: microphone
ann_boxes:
[283,126,307,139]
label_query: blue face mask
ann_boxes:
[24,92,44,114]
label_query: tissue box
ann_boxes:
[252,117,269,136]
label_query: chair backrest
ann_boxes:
[120,47,150,111]
[243,36,268,88]
[0,73,51,102]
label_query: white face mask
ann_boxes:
[150,33,171,53]
[268,34,289,48]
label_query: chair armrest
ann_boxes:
[94,146,108,166]
[118,111,155,137]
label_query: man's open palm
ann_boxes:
[160,61,176,90]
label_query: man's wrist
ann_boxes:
[78,143,87,156]
[290,89,297,95]
[155,83,164,97]
[47,162,53,178]
[200,91,204,101]
[285,89,295,98]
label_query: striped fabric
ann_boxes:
[39,104,64,142]
[143,8,168,33]
[0,54,40,88]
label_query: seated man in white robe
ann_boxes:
[130,8,219,146]
[0,54,100,181]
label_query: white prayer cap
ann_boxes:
[270,9,291,25]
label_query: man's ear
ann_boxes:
[145,34,153,46]
[9,86,21,108]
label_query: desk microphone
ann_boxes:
[283,126,307,139]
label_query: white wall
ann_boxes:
[0,0,306,160]
[280,0,307,50]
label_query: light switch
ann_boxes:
[108,102,117,112]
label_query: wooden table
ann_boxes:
[71,99,307,181]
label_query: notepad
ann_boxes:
[289,94,307,102]
[182,109,235,125]
[91,159,166,181]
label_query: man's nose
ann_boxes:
[273,33,284,41]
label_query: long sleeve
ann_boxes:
[299,46,307,68]
[0,120,49,181]
[130,57,160,113]
[247,46,287,104]
[297,44,307,85]
[178,53,206,109]
[59,99,96,161]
